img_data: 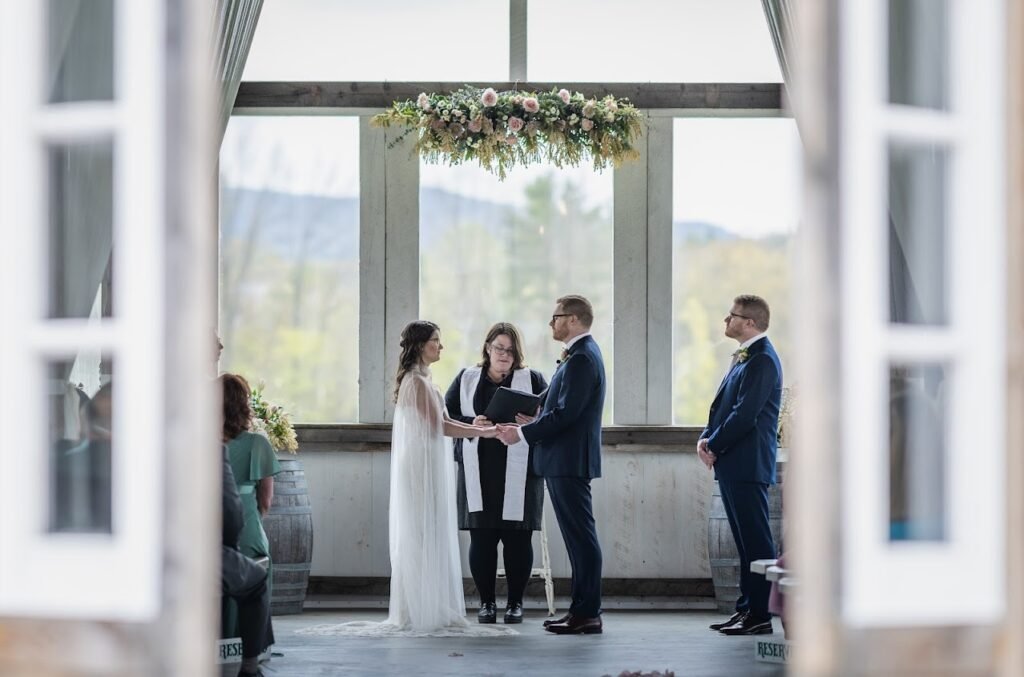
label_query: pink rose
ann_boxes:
[507,116,525,133]
[417,93,430,111]
[481,88,499,107]
[558,88,571,104]
[505,135,518,145]
[581,118,594,131]
[468,118,482,133]
[522,97,540,113]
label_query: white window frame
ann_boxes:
[0,0,165,620]
[839,0,1006,625]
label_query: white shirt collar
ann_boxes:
[739,332,768,350]
[565,332,592,351]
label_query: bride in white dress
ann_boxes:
[302,321,514,638]
[386,320,501,630]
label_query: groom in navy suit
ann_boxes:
[497,295,605,634]
[700,294,782,636]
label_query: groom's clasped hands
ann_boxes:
[471,412,538,445]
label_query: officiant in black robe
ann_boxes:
[445,322,547,624]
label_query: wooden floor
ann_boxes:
[221,607,787,677]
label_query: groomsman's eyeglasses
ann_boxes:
[489,344,516,357]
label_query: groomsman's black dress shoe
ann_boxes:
[477,602,497,624]
[709,610,747,631]
[546,615,603,634]
[719,615,773,636]
[543,612,572,627]
[504,602,523,624]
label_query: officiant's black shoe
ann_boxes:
[709,610,747,631]
[546,615,602,635]
[503,602,523,624]
[543,612,572,627]
[477,602,497,624]
[719,615,773,636]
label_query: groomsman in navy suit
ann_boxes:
[700,295,782,636]
[497,295,606,634]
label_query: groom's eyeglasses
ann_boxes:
[727,312,752,321]
[489,344,516,357]
[551,314,572,322]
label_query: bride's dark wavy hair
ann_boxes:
[394,320,440,402]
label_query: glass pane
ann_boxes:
[530,0,782,83]
[889,363,947,542]
[888,143,947,325]
[49,141,115,319]
[888,0,948,110]
[420,163,614,421]
[243,0,508,81]
[47,0,115,103]
[49,357,113,534]
[219,116,360,422]
[672,119,799,424]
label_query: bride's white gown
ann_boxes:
[385,365,468,630]
[299,366,515,638]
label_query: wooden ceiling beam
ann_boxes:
[233,81,784,112]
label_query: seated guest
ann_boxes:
[220,373,281,654]
[54,382,113,532]
[223,446,271,677]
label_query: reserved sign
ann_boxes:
[754,638,791,663]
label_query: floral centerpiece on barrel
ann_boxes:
[371,85,643,178]
[250,383,298,453]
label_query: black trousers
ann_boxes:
[222,546,272,659]
[469,528,534,604]
[546,477,603,617]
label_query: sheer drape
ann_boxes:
[386,366,468,630]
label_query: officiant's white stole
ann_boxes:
[459,367,531,522]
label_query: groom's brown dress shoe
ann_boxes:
[709,610,747,631]
[543,612,572,628]
[545,615,603,635]
[719,615,772,636]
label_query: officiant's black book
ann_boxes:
[484,387,541,424]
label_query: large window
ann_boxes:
[420,162,614,419]
[219,116,360,422]
[671,118,800,424]
[242,0,508,81]
[530,0,781,83]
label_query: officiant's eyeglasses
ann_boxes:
[489,344,516,357]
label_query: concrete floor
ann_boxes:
[222,609,787,677]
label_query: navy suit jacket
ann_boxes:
[522,335,605,479]
[702,336,782,484]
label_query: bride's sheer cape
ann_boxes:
[297,366,517,638]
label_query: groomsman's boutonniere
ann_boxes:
[734,347,750,364]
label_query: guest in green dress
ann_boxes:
[221,373,282,653]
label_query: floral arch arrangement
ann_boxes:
[371,85,643,179]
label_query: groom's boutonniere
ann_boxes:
[733,347,750,364]
[557,348,570,366]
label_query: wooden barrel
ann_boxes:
[263,455,313,615]
[707,463,784,613]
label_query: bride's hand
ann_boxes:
[477,426,498,439]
